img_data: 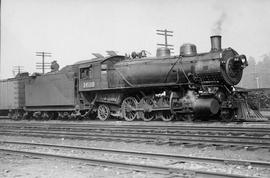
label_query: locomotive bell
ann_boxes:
[180,43,197,57]
[156,47,171,57]
[210,35,222,51]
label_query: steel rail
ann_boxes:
[0,148,259,178]
[1,128,269,143]
[1,121,270,129]
[1,140,270,168]
[0,130,269,149]
[2,126,270,136]
[1,122,269,134]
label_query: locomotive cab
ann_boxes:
[78,55,125,92]
[79,62,102,91]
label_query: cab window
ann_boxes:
[80,65,93,80]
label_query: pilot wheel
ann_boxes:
[97,104,110,121]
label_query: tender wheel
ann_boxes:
[160,110,174,122]
[47,112,57,120]
[138,97,155,122]
[121,97,138,121]
[41,112,49,120]
[33,111,42,120]
[97,104,110,121]
[63,112,71,120]
[10,111,20,120]
[22,112,30,120]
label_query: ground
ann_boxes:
[0,120,270,177]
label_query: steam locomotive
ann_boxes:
[1,35,260,121]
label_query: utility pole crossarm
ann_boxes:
[156,33,173,37]
[12,66,24,76]
[156,29,173,33]
[157,44,174,47]
[156,29,174,50]
[35,52,52,74]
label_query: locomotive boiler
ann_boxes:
[114,36,246,87]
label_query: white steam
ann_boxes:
[181,90,197,106]
[212,12,227,35]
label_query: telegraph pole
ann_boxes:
[13,66,24,76]
[156,29,174,52]
[0,0,2,79]
[252,62,260,89]
[36,52,51,74]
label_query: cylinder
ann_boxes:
[156,47,170,58]
[210,35,222,51]
[193,98,220,116]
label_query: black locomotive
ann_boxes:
[2,35,262,121]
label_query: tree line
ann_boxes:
[239,54,270,89]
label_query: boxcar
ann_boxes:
[0,74,27,118]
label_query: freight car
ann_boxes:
[1,35,264,121]
[0,73,28,119]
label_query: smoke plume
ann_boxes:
[212,12,227,35]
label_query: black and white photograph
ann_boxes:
[0,0,270,177]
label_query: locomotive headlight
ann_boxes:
[231,55,248,70]
[240,55,248,68]
[241,57,245,63]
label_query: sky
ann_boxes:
[1,0,270,78]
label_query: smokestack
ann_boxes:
[210,35,222,51]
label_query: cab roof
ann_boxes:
[73,55,125,67]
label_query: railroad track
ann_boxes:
[1,127,270,142]
[1,122,270,135]
[1,140,269,168]
[0,141,266,178]
[0,128,269,150]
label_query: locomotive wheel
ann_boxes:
[97,104,110,121]
[220,109,235,122]
[138,97,155,122]
[160,110,174,122]
[182,114,194,122]
[121,97,138,121]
